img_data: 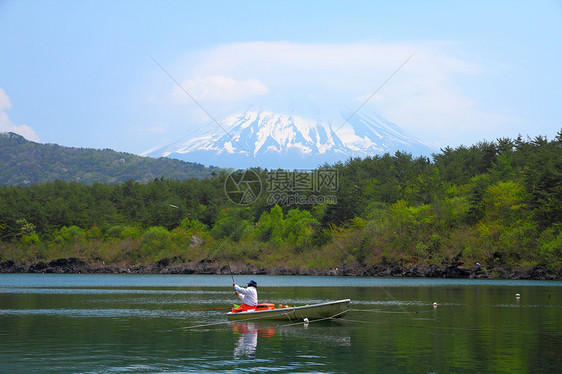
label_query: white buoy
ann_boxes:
[516,293,521,298]
[433,302,438,307]
[303,318,309,323]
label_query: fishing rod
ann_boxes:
[216,245,236,285]
[166,203,236,284]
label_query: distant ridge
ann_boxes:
[0,132,220,185]
[143,107,436,169]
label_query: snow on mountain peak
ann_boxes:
[143,107,436,169]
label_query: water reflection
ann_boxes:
[232,322,274,358]
[231,320,352,359]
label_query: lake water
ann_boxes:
[1,274,561,373]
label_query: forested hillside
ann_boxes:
[1,133,560,278]
[0,132,220,184]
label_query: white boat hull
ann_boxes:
[227,299,351,321]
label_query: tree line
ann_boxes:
[0,131,219,185]
[0,132,560,274]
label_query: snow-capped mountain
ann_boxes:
[142,108,436,169]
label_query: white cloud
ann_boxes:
[162,41,518,146]
[173,75,268,102]
[0,88,40,142]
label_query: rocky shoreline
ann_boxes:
[0,257,560,280]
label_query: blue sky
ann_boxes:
[1,0,561,157]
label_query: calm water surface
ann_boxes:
[1,274,560,373]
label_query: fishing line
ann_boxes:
[349,308,382,312]
[349,307,436,321]
[278,309,352,328]
[180,320,232,330]
[381,287,416,319]
[340,318,562,336]
[341,318,387,325]
[180,313,279,331]
[349,308,434,315]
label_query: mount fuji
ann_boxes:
[142,107,436,169]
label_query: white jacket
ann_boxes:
[234,284,258,306]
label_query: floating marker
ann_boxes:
[303,318,309,323]
[516,293,521,298]
[433,302,438,307]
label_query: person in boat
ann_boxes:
[233,280,258,311]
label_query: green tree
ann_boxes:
[140,226,171,259]
[283,208,320,249]
[254,205,284,244]
[210,207,253,242]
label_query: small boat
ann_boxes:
[227,299,351,321]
